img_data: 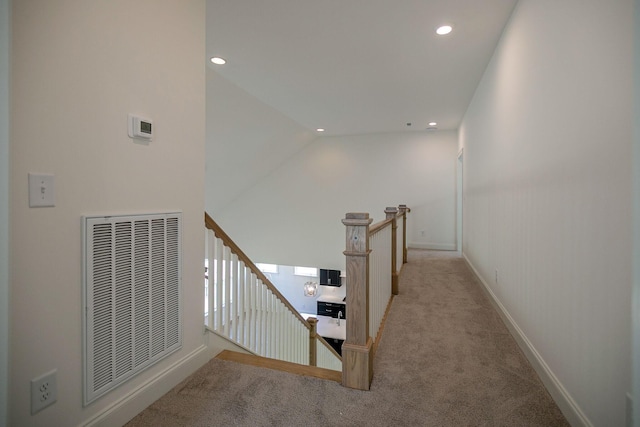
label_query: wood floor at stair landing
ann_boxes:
[215,350,342,383]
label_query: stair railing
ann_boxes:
[204,213,341,371]
[341,205,409,390]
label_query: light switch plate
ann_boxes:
[28,173,55,207]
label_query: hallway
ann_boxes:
[127,250,568,426]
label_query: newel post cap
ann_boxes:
[342,212,373,226]
[307,317,318,334]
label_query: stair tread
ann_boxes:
[216,350,342,383]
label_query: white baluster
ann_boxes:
[286,315,292,363]
[249,273,256,352]
[397,219,404,272]
[369,234,375,340]
[273,295,278,359]
[285,308,290,362]
[294,320,299,364]
[287,317,291,363]
[294,316,298,363]
[303,324,307,364]
[270,296,275,359]
[263,287,269,357]
[258,280,267,355]
[293,320,298,363]
[223,246,231,338]
[206,230,215,330]
[276,300,282,360]
[251,275,257,353]
[265,284,271,356]
[263,282,267,356]
[238,261,246,347]
[231,253,238,341]
[256,279,262,354]
[215,238,223,333]
[279,299,283,360]
[272,294,277,359]
[279,301,284,360]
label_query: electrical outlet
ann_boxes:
[420,230,426,237]
[31,369,57,414]
[495,269,499,284]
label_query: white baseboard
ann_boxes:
[462,254,592,427]
[82,344,210,427]
[408,242,456,251]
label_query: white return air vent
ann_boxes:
[82,212,182,405]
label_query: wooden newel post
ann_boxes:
[385,207,399,295]
[342,212,373,390]
[398,204,409,264]
[308,317,318,367]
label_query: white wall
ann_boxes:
[205,70,316,214]
[10,2,207,426]
[214,131,458,269]
[0,0,9,424]
[459,1,633,426]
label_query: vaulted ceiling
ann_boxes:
[206,0,518,137]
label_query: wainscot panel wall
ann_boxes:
[634,0,640,421]
[10,1,207,425]
[459,0,633,426]
[214,131,458,270]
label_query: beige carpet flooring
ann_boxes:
[126,249,569,426]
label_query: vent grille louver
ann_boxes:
[83,213,182,405]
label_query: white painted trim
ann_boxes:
[82,344,209,427]
[205,326,255,357]
[632,2,640,425]
[463,254,592,427]
[408,242,456,251]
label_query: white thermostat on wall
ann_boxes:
[128,114,153,141]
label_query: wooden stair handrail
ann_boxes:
[369,217,392,235]
[204,212,310,329]
[370,209,409,236]
[317,335,342,360]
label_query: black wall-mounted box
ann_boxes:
[319,269,341,286]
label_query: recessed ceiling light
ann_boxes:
[429,122,437,126]
[436,25,453,36]
[210,56,226,65]
[316,128,325,132]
